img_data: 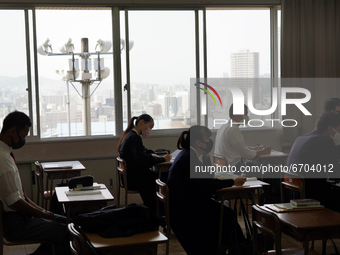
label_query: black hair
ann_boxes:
[229,104,248,119]
[117,114,154,152]
[177,125,212,150]
[324,98,340,112]
[1,111,31,134]
[315,112,340,133]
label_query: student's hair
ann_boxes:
[177,125,212,150]
[1,111,32,134]
[324,98,340,112]
[315,112,340,133]
[229,104,248,119]
[117,114,153,152]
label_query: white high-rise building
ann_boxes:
[231,49,260,105]
[231,49,259,78]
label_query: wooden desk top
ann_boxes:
[55,184,114,203]
[259,205,340,231]
[217,184,263,193]
[42,160,86,173]
[258,150,289,158]
[85,230,168,249]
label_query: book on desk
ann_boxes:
[266,203,324,213]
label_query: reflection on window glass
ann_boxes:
[36,9,113,137]
[127,11,194,130]
[0,11,29,125]
[206,9,273,127]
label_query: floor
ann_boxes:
[3,205,340,255]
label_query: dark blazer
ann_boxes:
[119,130,165,187]
[287,129,340,202]
[166,148,237,255]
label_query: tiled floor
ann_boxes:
[3,209,340,255]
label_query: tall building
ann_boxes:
[164,96,178,117]
[231,49,260,106]
[231,49,259,78]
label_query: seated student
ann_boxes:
[117,114,171,212]
[287,112,340,206]
[166,125,247,255]
[324,97,340,114]
[324,98,340,156]
[0,111,70,255]
[214,104,271,169]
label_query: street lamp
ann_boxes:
[38,37,133,136]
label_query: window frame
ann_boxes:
[0,4,281,140]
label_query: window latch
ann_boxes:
[124,84,128,91]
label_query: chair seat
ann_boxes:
[267,248,320,255]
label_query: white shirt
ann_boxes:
[0,140,25,212]
[214,121,256,166]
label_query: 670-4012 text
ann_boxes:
[289,164,333,173]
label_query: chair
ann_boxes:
[280,172,305,203]
[252,205,320,255]
[156,179,170,255]
[68,223,94,255]
[213,153,228,166]
[0,201,55,255]
[116,157,139,208]
[35,161,52,209]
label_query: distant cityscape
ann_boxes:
[0,49,273,137]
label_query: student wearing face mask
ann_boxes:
[0,111,70,255]
[166,125,247,255]
[117,114,171,212]
[287,112,340,206]
[214,104,271,169]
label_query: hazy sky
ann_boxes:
[0,9,273,86]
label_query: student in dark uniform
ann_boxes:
[166,125,246,255]
[117,114,171,212]
[287,112,340,207]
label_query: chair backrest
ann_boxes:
[35,161,44,207]
[68,223,91,255]
[116,157,128,189]
[213,153,228,167]
[281,172,305,202]
[252,205,282,255]
[155,179,170,237]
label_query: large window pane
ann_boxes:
[206,9,273,128]
[36,9,114,137]
[126,11,194,130]
[0,11,29,125]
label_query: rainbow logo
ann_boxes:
[194,82,223,106]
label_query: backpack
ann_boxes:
[74,203,160,238]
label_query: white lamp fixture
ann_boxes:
[95,39,112,53]
[59,38,74,53]
[37,38,53,55]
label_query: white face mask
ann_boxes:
[331,127,340,146]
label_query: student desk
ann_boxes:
[215,184,264,246]
[55,184,114,220]
[258,205,340,255]
[41,160,86,205]
[153,161,173,181]
[84,230,168,255]
[257,150,289,166]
